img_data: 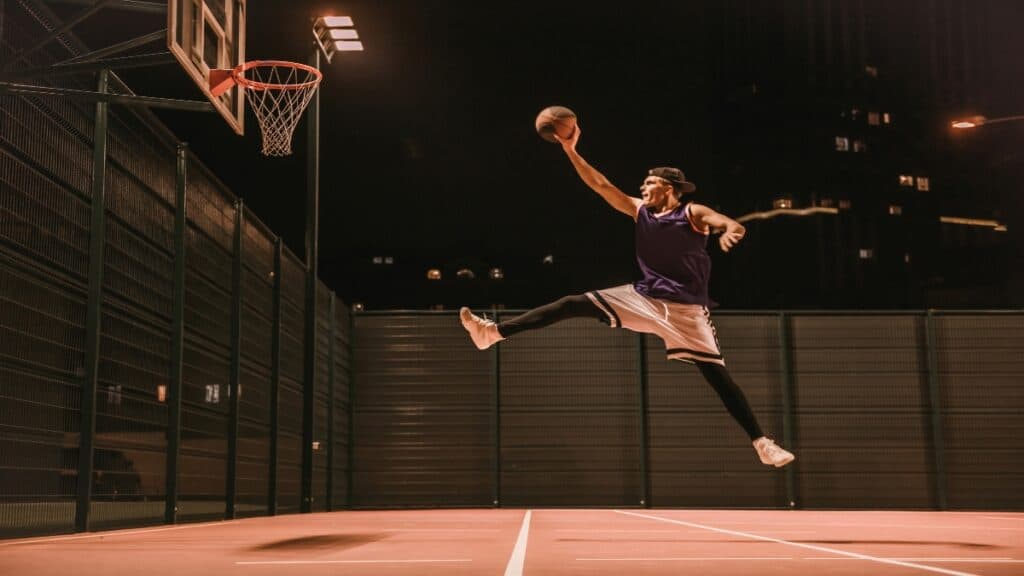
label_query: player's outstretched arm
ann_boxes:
[555,126,641,218]
[689,203,746,252]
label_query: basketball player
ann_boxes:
[459,124,795,468]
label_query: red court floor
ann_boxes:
[1,508,1022,576]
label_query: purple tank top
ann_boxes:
[633,203,712,306]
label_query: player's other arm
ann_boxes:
[555,127,641,219]
[689,203,746,252]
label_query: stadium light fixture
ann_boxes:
[313,15,363,63]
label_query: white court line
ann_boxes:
[577,553,790,557]
[503,510,531,576]
[236,559,472,565]
[556,529,677,533]
[980,516,1024,521]
[0,520,229,547]
[615,510,981,576]
[807,558,1023,563]
[681,521,1024,532]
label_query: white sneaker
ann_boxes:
[753,437,795,468]
[459,307,504,350]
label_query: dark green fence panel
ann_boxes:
[498,316,641,507]
[331,300,352,509]
[276,249,306,513]
[351,314,493,507]
[311,282,331,511]
[791,314,934,508]
[235,208,275,518]
[176,161,235,521]
[934,314,1024,509]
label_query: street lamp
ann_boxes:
[951,114,1024,129]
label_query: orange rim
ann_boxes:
[231,60,323,91]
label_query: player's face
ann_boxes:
[640,177,673,206]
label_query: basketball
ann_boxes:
[535,105,577,142]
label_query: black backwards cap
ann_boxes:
[648,167,697,193]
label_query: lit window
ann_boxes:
[384,256,394,265]
[868,112,880,126]
[839,200,852,210]
[865,65,878,77]
[883,112,892,124]
[542,254,555,265]
[904,253,911,263]
[834,136,849,151]
[426,268,442,280]
[205,384,220,404]
[850,108,861,120]
[888,205,903,215]
[898,175,914,187]
[456,268,475,280]
[352,302,365,312]
[489,267,504,280]
[773,198,793,209]
[312,441,321,451]
[853,140,867,152]
[859,248,874,259]
[157,384,167,403]
[372,256,383,264]
[916,177,930,191]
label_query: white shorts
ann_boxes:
[587,284,725,365]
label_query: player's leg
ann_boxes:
[695,361,794,467]
[694,361,764,441]
[459,294,605,350]
[662,304,795,468]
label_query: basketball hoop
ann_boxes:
[210,60,323,156]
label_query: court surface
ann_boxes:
[2,509,1022,576]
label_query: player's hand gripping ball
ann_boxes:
[535,106,577,142]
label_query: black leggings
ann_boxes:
[497,294,606,337]
[497,293,765,441]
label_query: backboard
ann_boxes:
[168,0,246,135]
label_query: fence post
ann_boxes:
[75,68,109,532]
[778,312,798,508]
[492,310,501,507]
[326,292,336,510]
[923,311,948,510]
[268,239,282,515]
[165,143,188,524]
[637,335,650,507]
[226,201,243,518]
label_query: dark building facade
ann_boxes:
[709,0,1019,309]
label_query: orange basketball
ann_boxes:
[535,105,577,142]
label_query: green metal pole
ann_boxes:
[75,68,109,533]
[226,201,243,518]
[326,293,336,511]
[491,311,501,507]
[346,308,355,508]
[301,47,321,514]
[924,311,948,510]
[268,239,282,515]
[165,143,187,525]
[778,312,798,509]
[637,335,650,507]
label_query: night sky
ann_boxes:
[98,1,1024,309]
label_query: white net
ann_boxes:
[240,63,321,156]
